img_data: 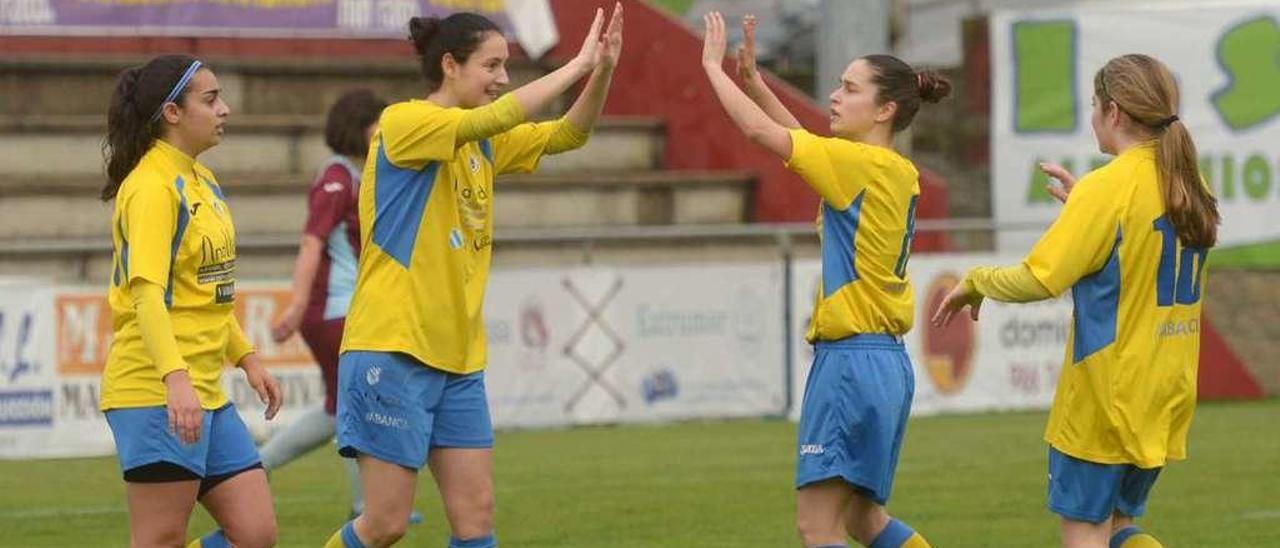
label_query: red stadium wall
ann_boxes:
[546,0,951,249]
[1198,319,1263,400]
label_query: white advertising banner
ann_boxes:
[0,280,57,458]
[789,255,1072,420]
[484,263,788,428]
[991,2,1280,253]
[2,263,788,458]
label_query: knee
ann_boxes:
[846,504,889,546]
[361,512,409,547]
[450,490,495,538]
[225,521,278,548]
[796,514,841,547]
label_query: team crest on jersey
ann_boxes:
[469,155,480,173]
[366,365,381,386]
[448,228,465,250]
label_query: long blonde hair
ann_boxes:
[1094,54,1220,248]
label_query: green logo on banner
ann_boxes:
[1212,16,1280,130]
[1013,20,1077,133]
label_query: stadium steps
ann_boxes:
[0,56,547,117]
[0,114,665,176]
[0,169,754,239]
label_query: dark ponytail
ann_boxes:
[861,54,952,133]
[101,54,200,201]
[408,13,501,92]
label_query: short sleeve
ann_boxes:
[1024,172,1124,296]
[784,129,877,209]
[379,101,467,170]
[303,164,355,240]
[119,178,178,287]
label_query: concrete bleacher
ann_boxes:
[0,56,762,281]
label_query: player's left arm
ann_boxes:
[227,315,282,419]
[701,11,792,160]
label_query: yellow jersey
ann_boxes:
[1027,143,1207,468]
[102,139,242,410]
[786,129,921,341]
[341,99,580,374]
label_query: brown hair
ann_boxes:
[861,54,952,133]
[324,89,388,158]
[1095,54,1219,248]
[101,54,200,201]
[408,13,501,93]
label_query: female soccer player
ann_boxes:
[323,5,623,547]
[100,54,284,548]
[933,54,1219,548]
[702,12,942,548]
[265,89,424,522]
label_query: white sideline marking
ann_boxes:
[1242,509,1280,520]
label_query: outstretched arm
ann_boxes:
[563,2,623,135]
[701,11,792,159]
[736,15,802,129]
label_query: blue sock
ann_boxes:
[1110,525,1144,548]
[200,530,230,548]
[869,518,914,548]
[342,520,367,548]
[448,533,496,548]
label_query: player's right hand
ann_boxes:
[572,7,606,73]
[1039,162,1077,203]
[164,370,203,444]
[271,302,303,343]
[736,15,760,82]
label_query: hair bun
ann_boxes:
[408,17,441,56]
[916,70,952,104]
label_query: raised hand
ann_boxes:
[573,7,606,72]
[1040,162,1078,203]
[702,11,728,69]
[597,2,624,71]
[736,15,759,82]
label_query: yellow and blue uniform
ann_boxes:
[336,94,587,470]
[102,139,260,481]
[787,129,924,510]
[965,142,1208,524]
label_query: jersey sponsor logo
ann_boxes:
[799,444,825,456]
[366,364,381,386]
[1157,319,1200,338]
[197,259,236,284]
[921,272,976,394]
[214,282,235,304]
[189,202,202,216]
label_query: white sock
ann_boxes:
[259,405,335,470]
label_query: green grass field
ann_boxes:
[1,400,1276,547]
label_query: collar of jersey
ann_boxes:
[151,138,199,175]
[1116,140,1157,161]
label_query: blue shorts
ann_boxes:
[1048,446,1162,523]
[795,334,914,505]
[105,403,260,478]
[336,351,493,470]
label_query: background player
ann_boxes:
[264,89,426,524]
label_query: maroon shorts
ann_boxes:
[299,317,344,415]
